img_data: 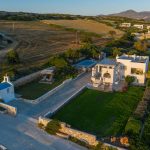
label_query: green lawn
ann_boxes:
[52,87,144,137]
[125,117,142,134]
[16,78,64,100]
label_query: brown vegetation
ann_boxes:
[0,21,111,68]
[42,19,123,38]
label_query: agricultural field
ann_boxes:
[52,87,144,137]
[42,19,123,38]
[0,20,113,68]
[0,21,80,65]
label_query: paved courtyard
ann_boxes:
[0,72,91,150]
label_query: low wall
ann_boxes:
[38,117,98,146]
[60,123,98,146]
[13,70,42,87]
[0,102,17,116]
[38,116,50,127]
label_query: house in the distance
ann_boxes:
[0,75,15,103]
[132,32,150,40]
[120,23,131,28]
[91,54,149,90]
[133,24,144,30]
[147,26,150,30]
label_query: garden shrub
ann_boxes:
[45,120,61,135]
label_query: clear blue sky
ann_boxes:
[0,0,149,16]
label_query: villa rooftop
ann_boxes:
[98,58,117,66]
[117,55,148,63]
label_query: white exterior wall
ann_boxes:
[147,26,150,30]
[91,64,120,86]
[101,66,115,84]
[133,25,144,29]
[120,23,131,28]
[0,86,15,102]
[117,57,149,85]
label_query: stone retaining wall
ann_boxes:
[38,117,98,146]
[0,102,17,116]
[60,123,98,146]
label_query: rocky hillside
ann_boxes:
[109,10,150,20]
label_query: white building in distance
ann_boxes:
[147,26,150,30]
[91,54,149,89]
[0,75,15,103]
[132,32,150,40]
[133,24,144,30]
[120,23,131,28]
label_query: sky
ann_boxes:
[0,0,149,16]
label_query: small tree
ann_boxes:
[134,41,148,52]
[6,50,20,64]
[49,57,68,69]
[125,76,135,86]
[109,30,116,39]
[112,47,122,57]
[81,35,92,44]
[45,120,61,135]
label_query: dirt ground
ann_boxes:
[0,21,111,68]
[42,19,123,37]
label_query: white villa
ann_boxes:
[132,32,150,40]
[0,75,15,103]
[147,26,150,30]
[120,23,131,28]
[133,24,144,30]
[91,54,149,89]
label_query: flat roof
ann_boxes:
[118,55,148,63]
[98,58,117,66]
[0,82,11,90]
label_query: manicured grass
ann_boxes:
[52,87,144,137]
[125,117,142,134]
[16,78,64,100]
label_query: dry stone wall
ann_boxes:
[38,117,98,146]
[0,102,17,116]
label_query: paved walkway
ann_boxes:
[0,72,91,150]
[9,72,91,118]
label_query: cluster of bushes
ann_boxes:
[6,50,20,64]
[146,79,150,87]
[68,137,117,150]
[125,76,135,86]
[44,120,117,150]
[127,113,150,150]
[45,120,61,135]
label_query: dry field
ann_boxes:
[0,21,81,65]
[0,21,112,68]
[42,19,123,38]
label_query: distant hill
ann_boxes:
[109,10,150,20]
[0,11,87,21]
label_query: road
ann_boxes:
[0,72,91,150]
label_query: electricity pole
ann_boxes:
[76,31,79,45]
[12,22,15,32]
